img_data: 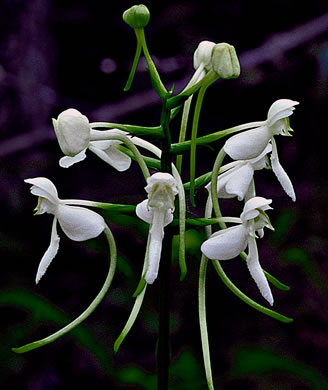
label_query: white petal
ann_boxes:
[25,177,59,204]
[89,143,131,171]
[193,40,215,71]
[59,149,87,168]
[136,199,173,227]
[57,205,105,242]
[267,99,299,127]
[136,199,153,225]
[241,196,272,222]
[36,217,60,284]
[246,236,273,305]
[224,126,271,160]
[250,142,272,170]
[270,137,296,201]
[224,163,254,201]
[201,225,248,260]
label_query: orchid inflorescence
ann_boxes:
[14,5,299,389]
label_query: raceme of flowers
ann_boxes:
[15,10,299,389]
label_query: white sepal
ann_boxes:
[89,141,131,172]
[267,99,299,127]
[25,177,59,204]
[240,197,272,222]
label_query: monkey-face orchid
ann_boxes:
[224,99,299,201]
[25,177,105,284]
[201,196,274,305]
[136,173,178,284]
[53,109,131,171]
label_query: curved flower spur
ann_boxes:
[201,196,275,305]
[13,177,117,353]
[136,172,179,284]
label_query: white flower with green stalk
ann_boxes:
[224,99,299,201]
[24,177,106,283]
[13,177,117,354]
[136,172,178,284]
[53,108,132,171]
[201,196,275,306]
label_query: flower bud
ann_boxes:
[193,40,216,71]
[123,4,150,29]
[211,43,240,79]
[52,109,90,157]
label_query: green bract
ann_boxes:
[211,42,240,79]
[123,4,150,29]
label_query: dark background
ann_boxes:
[1,1,328,389]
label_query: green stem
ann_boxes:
[136,28,168,99]
[170,121,265,155]
[157,229,173,390]
[124,37,143,91]
[211,260,293,323]
[166,68,217,110]
[114,234,150,352]
[189,83,209,206]
[12,225,117,353]
[210,149,226,226]
[199,255,215,390]
[176,96,193,174]
[90,123,164,139]
[63,200,136,214]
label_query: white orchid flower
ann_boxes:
[207,144,271,201]
[201,196,274,305]
[53,108,131,171]
[136,172,178,284]
[25,177,105,284]
[224,99,299,201]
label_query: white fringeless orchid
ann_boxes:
[207,144,271,201]
[136,172,178,284]
[25,177,105,284]
[201,196,275,305]
[224,99,299,201]
[53,108,131,171]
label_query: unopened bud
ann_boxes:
[52,109,90,157]
[193,40,216,71]
[123,4,150,29]
[211,43,240,79]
